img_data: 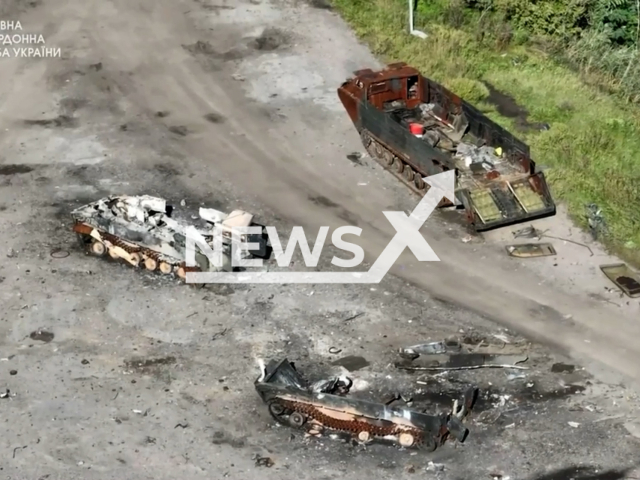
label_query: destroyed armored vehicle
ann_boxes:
[338,63,556,231]
[255,358,479,451]
[72,195,270,278]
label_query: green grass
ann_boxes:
[332,0,640,264]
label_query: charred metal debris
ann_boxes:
[71,195,270,280]
[396,336,529,372]
[255,358,479,451]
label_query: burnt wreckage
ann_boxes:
[338,63,556,232]
[255,359,479,450]
[72,195,270,278]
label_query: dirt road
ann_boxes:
[6,0,633,382]
[1,0,640,478]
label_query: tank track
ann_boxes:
[268,397,439,450]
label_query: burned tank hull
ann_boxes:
[255,358,478,450]
[338,63,556,232]
[71,195,269,279]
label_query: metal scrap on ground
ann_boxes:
[600,263,640,298]
[255,358,479,451]
[398,337,462,360]
[396,335,529,371]
[506,243,556,258]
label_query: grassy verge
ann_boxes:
[332,0,640,265]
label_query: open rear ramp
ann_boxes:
[461,172,555,231]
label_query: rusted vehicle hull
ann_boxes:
[338,63,556,232]
[255,358,479,450]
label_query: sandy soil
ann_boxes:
[1,0,640,478]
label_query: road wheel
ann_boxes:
[403,164,414,182]
[159,262,172,274]
[382,150,394,166]
[392,157,404,174]
[176,266,186,279]
[144,257,157,271]
[129,252,141,267]
[90,240,106,256]
[422,435,437,451]
[414,172,426,190]
[361,130,376,158]
[289,412,306,428]
[398,432,415,448]
[268,401,285,417]
[357,431,370,442]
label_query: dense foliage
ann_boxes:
[420,0,640,101]
[460,0,639,45]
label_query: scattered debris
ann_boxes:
[399,338,462,360]
[1,389,10,399]
[397,336,528,372]
[212,328,229,340]
[328,347,342,354]
[9,370,17,376]
[586,203,607,240]
[250,27,290,51]
[71,195,270,278]
[551,363,575,374]
[396,353,528,372]
[492,333,510,344]
[49,249,70,258]
[175,422,189,429]
[29,329,54,343]
[426,461,445,472]
[81,359,89,365]
[568,421,580,428]
[24,115,77,128]
[542,234,594,255]
[506,243,556,258]
[12,445,26,458]
[512,225,542,239]
[310,376,352,395]
[343,312,364,322]
[255,358,479,450]
[254,454,274,467]
[169,125,189,136]
[346,152,364,165]
[600,263,640,298]
[330,355,370,372]
[7,248,16,258]
[204,112,225,124]
[231,73,245,81]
